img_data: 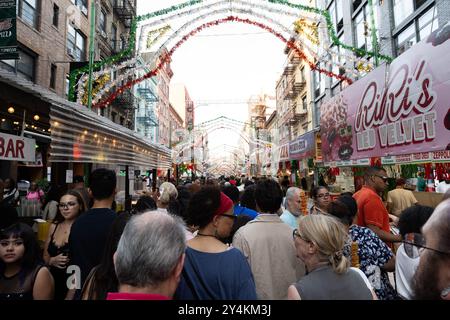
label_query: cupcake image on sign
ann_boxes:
[320,93,354,162]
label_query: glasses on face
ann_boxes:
[373,175,389,182]
[317,193,330,199]
[218,214,237,221]
[0,239,24,247]
[58,202,78,209]
[402,233,450,258]
[293,228,309,242]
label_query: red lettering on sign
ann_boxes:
[5,139,15,158]
[16,140,24,159]
[355,59,436,133]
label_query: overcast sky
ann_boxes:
[136,0,292,163]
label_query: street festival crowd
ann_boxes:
[0,167,449,300]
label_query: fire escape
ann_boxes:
[136,85,159,141]
[112,0,135,28]
[282,48,307,127]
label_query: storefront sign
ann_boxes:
[320,22,450,162]
[66,170,73,184]
[381,150,450,164]
[0,132,35,161]
[0,0,18,60]
[289,131,315,160]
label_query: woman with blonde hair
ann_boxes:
[288,214,377,300]
[157,182,178,212]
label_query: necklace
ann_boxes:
[196,232,217,238]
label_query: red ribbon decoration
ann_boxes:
[95,16,353,108]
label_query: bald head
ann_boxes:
[413,199,450,300]
[286,187,303,216]
[422,199,450,252]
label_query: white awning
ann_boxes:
[0,69,171,169]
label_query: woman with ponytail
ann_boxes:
[157,182,178,212]
[328,197,397,300]
[288,214,377,300]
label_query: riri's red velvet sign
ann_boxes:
[321,22,450,162]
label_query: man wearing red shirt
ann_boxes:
[353,167,402,246]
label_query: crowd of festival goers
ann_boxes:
[0,167,449,300]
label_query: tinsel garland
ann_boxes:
[70,0,391,105]
[94,16,352,108]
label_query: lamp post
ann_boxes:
[191,128,195,181]
[87,0,96,110]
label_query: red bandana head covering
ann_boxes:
[214,192,234,217]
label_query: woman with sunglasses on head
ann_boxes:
[0,223,54,300]
[309,186,331,215]
[43,190,86,300]
[288,214,377,300]
[395,205,434,300]
[174,186,257,300]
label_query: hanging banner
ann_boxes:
[289,130,316,160]
[0,132,35,162]
[279,143,289,162]
[320,22,450,162]
[0,0,18,60]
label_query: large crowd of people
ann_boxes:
[0,168,449,300]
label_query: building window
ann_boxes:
[99,10,107,34]
[0,48,36,82]
[71,0,88,16]
[353,0,362,12]
[53,4,59,27]
[50,64,57,89]
[18,0,40,29]
[314,67,321,98]
[300,67,305,82]
[17,49,36,81]
[65,74,69,97]
[67,25,86,60]
[353,3,379,52]
[111,24,117,50]
[393,0,429,27]
[328,0,344,34]
[302,96,308,110]
[111,112,117,123]
[395,5,438,56]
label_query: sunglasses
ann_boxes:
[402,233,450,258]
[58,202,78,209]
[373,175,389,182]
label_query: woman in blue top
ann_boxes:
[174,187,257,300]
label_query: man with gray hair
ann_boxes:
[280,187,304,229]
[413,199,450,300]
[107,210,186,300]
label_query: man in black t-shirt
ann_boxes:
[67,169,117,299]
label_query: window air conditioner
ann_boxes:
[69,18,81,31]
[67,48,75,58]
